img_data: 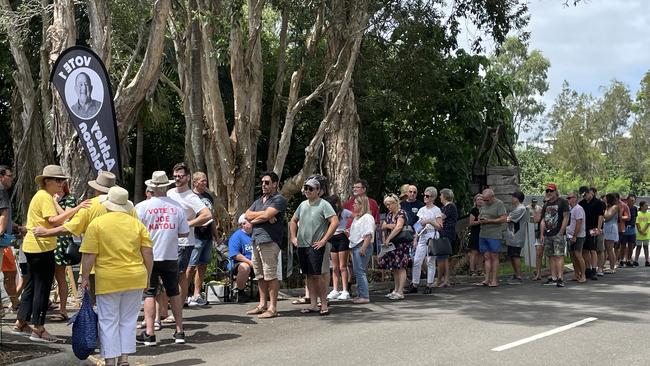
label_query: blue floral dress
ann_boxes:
[379,209,411,270]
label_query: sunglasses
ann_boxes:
[303,185,316,192]
[261,180,272,185]
[173,174,186,180]
[567,196,576,199]
[423,194,430,198]
[545,189,555,193]
[408,191,417,194]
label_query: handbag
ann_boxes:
[70,291,98,360]
[427,233,452,256]
[393,225,414,243]
[65,239,82,265]
[0,233,15,247]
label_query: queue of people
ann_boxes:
[2,160,649,365]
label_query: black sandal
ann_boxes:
[50,313,69,322]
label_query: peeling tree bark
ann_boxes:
[112,0,171,139]
[0,0,55,215]
[265,6,288,170]
[280,5,367,196]
[48,0,95,195]
[279,0,368,197]
[197,0,265,228]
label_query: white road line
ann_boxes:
[491,317,598,352]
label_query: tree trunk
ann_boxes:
[48,0,96,195]
[280,0,367,197]
[87,0,112,70]
[324,90,360,198]
[112,0,171,138]
[133,116,145,203]
[322,0,365,198]
[265,6,288,170]
[0,0,55,215]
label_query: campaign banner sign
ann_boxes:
[50,46,122,181]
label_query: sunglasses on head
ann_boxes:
[303,185,316,192]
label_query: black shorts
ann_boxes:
[144,260,180,298]
[623,234,636,244]
[583,235,597,251]
[233,262,254,278]
[298,246,326,276]
[468,236,479,251]
[330,233,350,253]
[507,246,522,258]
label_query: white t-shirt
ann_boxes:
[567,204,586,239]
[136,197,190,261]
[167,188,208,246]
[416,205,443,235]
[349,213,375,248]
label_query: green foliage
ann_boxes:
[356,1,520,212]
[490,36,550,139]
[522,72,650,197]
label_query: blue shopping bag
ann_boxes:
[69,291,98,360]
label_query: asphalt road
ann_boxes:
[5,259,650,366]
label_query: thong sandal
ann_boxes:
[29,329,59,343]
[246,305,268,315]
[49,313,69,322]
[11,324,33,337]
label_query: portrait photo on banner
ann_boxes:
[64,67,104,120]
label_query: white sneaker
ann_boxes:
[326,290,341,300]
[385,291,396,298]
[188,296,207,307]
[336,291,351,300]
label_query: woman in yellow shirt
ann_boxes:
[14,165,85,343]
[80,186,153,366]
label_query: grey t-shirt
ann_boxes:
[479,199,507,240]
[293,198,336,248]
[507,204,528,248]
[249,192,288,245]
[0,186,12,236]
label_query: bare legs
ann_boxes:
[53,266,67,316]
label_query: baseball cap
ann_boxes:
[546,183,557,191]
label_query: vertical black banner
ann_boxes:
[49,46,122,181]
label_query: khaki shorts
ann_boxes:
[597,234,605,252]
[252,241,281,281]
[544,235,565,257]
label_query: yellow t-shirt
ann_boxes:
[23,190,58,253]
[80,212,152,295]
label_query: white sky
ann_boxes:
[456,0,649,138]
[526,0,649,106]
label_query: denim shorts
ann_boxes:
[479,238,502,253]
[189,238,212,266]
[178,246,194,273]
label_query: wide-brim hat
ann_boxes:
[88,171,116,193]
[145,171,174,188]
[100,186,134,213]
[35,165,68,184]
[399,184,410,198]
